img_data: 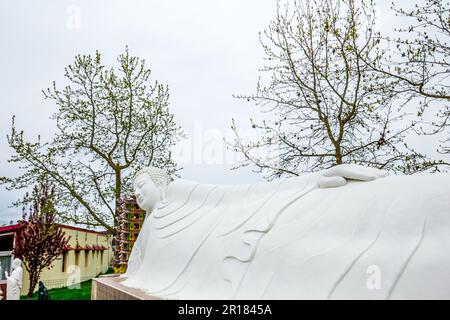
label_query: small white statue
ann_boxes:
[5,258,23,300]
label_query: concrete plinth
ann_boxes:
[91,274,160,300]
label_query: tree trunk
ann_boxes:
[113,169,122,267]
[114,169,122,231]
[335,146,343,164]
[27,271,39,297]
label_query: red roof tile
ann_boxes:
[0,224,21,234]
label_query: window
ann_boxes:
[0,254,12,281]
[75,251,80,266]
[62,252,67,272]
[85,251,89,268]
[0,235,14,252]
[0,234,14,282]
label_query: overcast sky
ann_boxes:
[0,0,433,224]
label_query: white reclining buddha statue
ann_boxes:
[121,164,450,299]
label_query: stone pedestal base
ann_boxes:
[91,274,160,300]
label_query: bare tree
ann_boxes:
[364,0,449,156]
[1,48,183,235]
[228,0,430,180]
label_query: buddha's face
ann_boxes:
[11,258,21,270]
[134,173,161,212]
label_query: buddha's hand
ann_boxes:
[318,164,388,188]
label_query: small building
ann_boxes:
[115,196,146,273]
[0,223,113,299]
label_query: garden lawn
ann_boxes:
[21,279,92,300]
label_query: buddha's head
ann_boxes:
[134,167,169,212]
[11,258,21,271]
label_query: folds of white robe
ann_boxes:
[122,171,450,299]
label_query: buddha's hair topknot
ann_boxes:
[135,166,169,189]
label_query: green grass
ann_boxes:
[103,266,115,275]
[20,268,115,300]
[21,279,92,300]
